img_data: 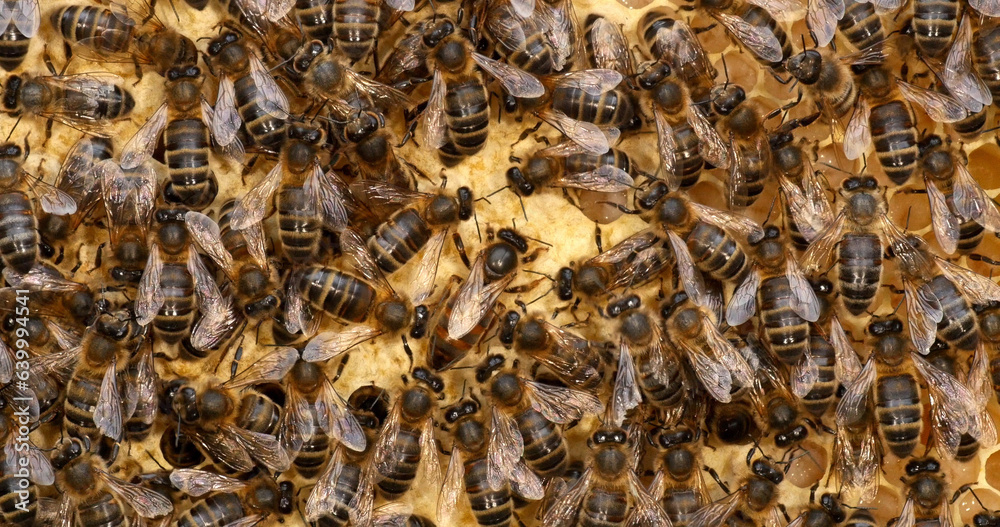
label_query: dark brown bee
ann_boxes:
[294,0,335,42]
[917,347,994,461]
[689,458,787,526]
[739,334,811,449]
[974,19,1000,101]
[37,136,111,244]
[649,426,709,527]
[170,470,287,527]
[159,423,206,468]
[338,110,425,190]
[838,0,885,52]
[503,312,607,391]
[332,0,413,63]
[636,10,716,89]
[2,72,135,137]
[570,229,674,300]
[797,279,839,418]
[542,426,670,526]
[785,49,863,125]
[50,438,173,526]
[844,65,920,185]
[95,159,156,284]
[584,15,632,75]
[479,0,578,76]
[770,120,833,252]
[710,84,773,209]
[0,0,38,72]
[690,0,792,70]
[895,458,955,526]
[206,31,289,153]
[911,0,959,59]
[424,277,500,372]
[507,141,636,200]
[785,493,847,527]
[843,510,878,527]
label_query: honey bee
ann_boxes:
[50,2,197,77]
[838,0,885,52]
[890,231,1000,354]
[687,457,787,527]
[0,0,39,72]
[503,312,607,391]
[50,438,173,526]
[688,0,797,71]
[290,228,412,355]
[794,279,839,417]
[480,356,602,481]
[540,71,638,149]
[636,11,716,89]
[2,71,135,137]
[136,208,237,352]
[542,425,671,527]
[709,84,774,209]
[785,493,847,527]
[119,66,228,211]
[292,0,334,43]
[338,110,425,190]
[478,0,578,76]
[770,129,832,252]
[569,229,674,300]
[802,175,893,316]
[0,403,54,527]
[785,47,878,128]
[727,226,821,367]
[330,0,414,63]
[837,315,924,459]
[206,31,290,153]
[648,426,710,527]
[895,458,956,527]
[439,398,543,527]
[421,278,500,372]
[123,340,158,442]
[95,159,157,284]
[37,136,111,244]
[419,17,545,165]
[584,15,631,75]
[804,0,845,47]
[740,334,812,449]
[975,18,1000,102]
[170,469,288,526]
[0,140,77,273]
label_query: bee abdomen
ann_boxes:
[869,100,918,185]
[952,107,988,138]
[233,75,286,150]
[801,335,837,417]
[445,79,490,157]
[64,373,101,437]
[465,457,513,527]
[298,266,376,323]
[369,209,431,273]
[739,4,791,68]
[728,142,769,208]
[927,275,978,351]
[875,373,922,458]
[295,417,330,479]
[77,492,126,527]
[175,493,245,527]
[277,185,322,263]
[0,26,30,72]
[579,487,628,527]
[376,427,422,497]
[912,0,959,59]
[838,233,881,315]
[155,263,196,344]
[237,393,282,435]
[165,118,216,210]
[0,191,37,273]
[662,488,703,526]
[637,358,684,409]
[333,0,380,61]
[296,0,334,42]
[687,223,748,284]
[51,6,132,54]
[956,432,980,461]
[759,276,810,365]
[974,23,1000,99]
[838,0,884,51]
[517,410,568,478]
[673,124,703,189]
[552,87,635,127]
[0,474,35,526]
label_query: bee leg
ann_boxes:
[704,465,731,494]
[331,354,350,383]
[453,232,471,269]
[595,225,603,253]
[90,243,105,273]
[778,503,791,523]
[401,335,414,370]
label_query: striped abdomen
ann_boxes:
[55,80,135,121]
[295,404,330,478]
[913,0,958,59]
[686,222,749,284]
[801,335,837,417]
[838,233,881,315]
[838,0,884,51]
[924,275,978,351]
[64,370,102,440]
[730,4,790,69]
[564,149,631,178]
[296,0,334,42]
[154,263,196,344]
[874,371,922,458]
[0,23,30,72]
[297,266,376,323]
[579,486,628,527]
[76,492,126,527]
[165,117,216,210]
[662,487,704,527]
[428,295,494,371]
[237,393,282,435]
[636,351,685,410]
[50,5,132,55]
[869,100,918,185]
[232,74,286,151]
[728,138,770,208]
[174,493,246,527]
[368,208,431,273]
[552,86,635,127]
[277,184,322,263]
[314,461,363,526]
[973,23,1000,99]
[815,60,857,120]
[333,0,380,61]
[464,455,513,527]
[0,191,37,273]
[951,107,988,138]
[759,275,810,366]
[441,77,490,166]
[516,408,568,478]
[0,474,35,527]
[376,425,422,497]
[672,123,703,189]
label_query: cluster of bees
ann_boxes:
[2,0,1000,525]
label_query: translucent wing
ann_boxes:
[666,231,709,307]
[538,108,609,155]
[749,0,806,20]
[801,213,846,272]
[186,427,255,473]
[339,228,392,291]
[222,346,298,388]
[510,461,545,501]
[224,425,291,472]
[202,97,244,163]
[791,350,820,398]
[120,103,168,170]
[651,21,715,84]
[787,258,821,322]
[778,171,834,243]
[438,447,465,526]
[726,269,760,326]
[690,201,766,243]
[306,446,346,521]
[279,387,314,457]
[943,16,992,110]
[610,340,642,427]
[680,337,733,403]
[169,469,247,496]
[836,357,876,426]
[588,16,632,75]
[316,378,366,451]
[952,162,1000,232]
[184,211,236,278]
[12,0,40,37]
[926,177,960,254]
[870,0,906,13]
[448,253,514,340]
[687,105,729,169]
[0,339,12,385]
[98,159,156,247]
[230,162,281,230]
[831,316,862,384]
[301,325,383,362]
[969,0,1000,18]
[624,470,673,527]
[422,70,448,150]
[384,0,415,10]
[937,258,1000,306]
[418,418,442,490]
[412,228,447,304]
[687,490,742,527]
[553,165,634,192]
[715,12,783,63]
[553,69,623,96]
[898,80,967,123]
[313,169,349,231]
[189,248,238,351]
[472,53,545,98]
[542,469,592,527]
[488,405,523,490]
[843,98,871,160]
[707,322,754,388]
[524,379,603,423]
[135,245,164,326]
[806,0,844,46]
[653,109,679,190]
[249,54,289,117]
[913,353,972,459]
[3,439,53,485]
[898,498,916,527]
[212,75,242,146]
[100,472,173,518]
[904,278,943,355]
[95,358,122,441]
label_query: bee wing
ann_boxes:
[0,337,12,384]
[667,230,710,308]
[338,227,393,292]
[189,248,239,351]
[279,387,314,458]
[926,178,960,255]
[211,76,242,147]
[553,69,623,96]
[384,0,415,10]
[708,322,754,388]
[223,424,291,472]
[611,340,643,427]
[869,0,905,13]
[306,446,347,521]
[230,161,281,230]
[98,159,156,246]
[952,162,1000,231]
[488,405,523,490]
[125,343,156,422]
[343,67,413,110]
[681,336,734,403]
[184,211,236,278]
[714,11,783,63]
[943,16,992,110]
[373,401,404,473]
[472,53,545,98]
[786,258,821,322]
[969,0,1000,18]
[831,316,862,384]
[653,21,715,83]
[542,469,593,527]
[99,471,173,518]
[787,514,806,527]
[748,0,806,21]
[912,352,972,459]
[249,53,290,117]
[187,427,255,472]
[903,278,943,355]
[4,436,54,485]
[222,346,298,388]
[534,323,602,389]
[220,516,267,527]
[419,417,443,489]
[10,0,40,37]
[898,80,968,123]
[135,245,164,326]
[120,103,168,170]
[586,230,658,266]
[726,269,760,326]
[301,325,383,362]
[897,498,916,527]
[834,418,880,503]
[791,348,820,398]
[967,347,998,452]
[843,98,871,160]
[689,201,766,243]
[510,461,545,501]
[801,212,846,272]
[412,228,447,304]
[312,169,349,231]
[688,490,742,527]
[778,172,834,244]
[624,471,672,527]
[422,70,448,150]
[438,446,465,526]
[537,108,610,155]
[201,97,244,163]
[95,358,123,441]
[653,109,679,190]
[317,378,366,451]
[242,222,270,271]
[524,378,603,423]
[687,105,730,169]
[806,0,844,46]
[552,165,633,192]
[836,357,876,426]
[264,0,295,19]
[589,17,632,75]
[448,254,514,340]
[937,258,1000,306]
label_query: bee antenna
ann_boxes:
[762,194,778,225]
[5,118,19,142]
[144,448,167,470]
[890,297,905,316]
[721,54,730,88]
